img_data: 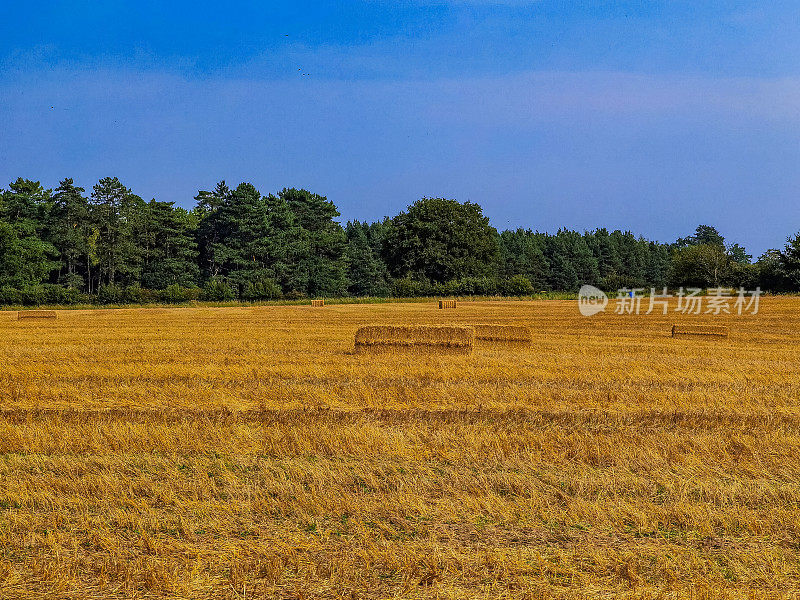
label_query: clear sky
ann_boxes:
[1,1,798,256]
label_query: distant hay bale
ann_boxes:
[474,324,531,344]
[311,299,325,307]
[354,325,473,354]
[17,310,57,320]
[671,324,728,338]
[439,299,457,309]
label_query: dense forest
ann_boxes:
[1,176,798,305]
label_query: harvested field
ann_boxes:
[16,310,57,320]
[473,323,531,343]
[0,298,799,598]
[672,323,729,338]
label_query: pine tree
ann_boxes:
[0,179,57,288]
[141,200,200,289]
[51,179,90,289]
[89,177,146,287]
[543,234,579,291]
[196,181,231,280]
[498,229,549,290]
[263,192,304,294]
[280,188,348,297]
[345,221,389,296]
[215,183,272,291]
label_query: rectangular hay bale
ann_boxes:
[311,299,325,307]
[438,299,457,309]
[354,325,473,354]
[17,310,57,320]
[474,324,532,343]
[671,324,728,338]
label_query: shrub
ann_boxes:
[453,276,498,296]
[97,284,124,304]
[96,284,155,305]
[393,277,430,297]
[160,284,202,304]
[121,285,148,304]
[47,285,87,305]
[18,284,87,306]
[241,279,282,301]
[500,274,534,296]
[601,273,643,292]
[0,286,23,305]
[201,278,235,301]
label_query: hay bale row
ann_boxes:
[474,324,531,343]
[438,299,457,309]
[311,299,325,307]
[354,325,474,354]
[17,310,57,320]
[671,324,728,338]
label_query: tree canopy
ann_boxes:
[382,197,500,284]
[0,175,794,305]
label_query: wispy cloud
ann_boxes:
[413,71,800,126]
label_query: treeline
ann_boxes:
[1,177,799,305]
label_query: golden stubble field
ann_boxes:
[0,298,799,599]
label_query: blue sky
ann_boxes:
[1,1,799,255]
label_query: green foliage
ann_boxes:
[392,277,429,297]
[279,188,348,297]
[498,229,548,289]
[500,274,534,296]
[195,181,231,279]
[727,243,752,264]
[778,234,800,290]
[1,178,51,227]
[756,249,788,292]
[141,200,200,289]
[90,177,146,288]
[0,284,87,306]
[669,244,732,288]
[675,224,726,249]
[0,175,797,306]
[0,220,58,288]
[241,279,282,301]
[160,284,202,303]
[201,278,235,301]
[382,197,500,284]
[345,221,390,297]
[51,178,91,289]
[197,182,272,292]
[97,284,129,305]
[195,183,347,298]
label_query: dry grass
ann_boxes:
[16,310,57,320]
[354,324,474,354]
[474,323,532,343]
[439,299,457,309]
[672,324,729,338]
[0,298,799,598]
